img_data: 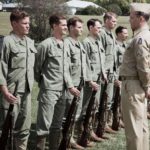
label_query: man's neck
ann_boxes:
[89,32,97,39]
[69,33,78,41]
[53,33,63,43]
[13,31,25,40]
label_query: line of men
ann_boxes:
[0,2,150,150]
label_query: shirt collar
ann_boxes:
[134,24,149,37]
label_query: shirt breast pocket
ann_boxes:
[29,47,37,67]
[47,49,62,69]
[90,48,98,64]
[71,50,80,65]
[106,42,113,55]
[11,47,26,68]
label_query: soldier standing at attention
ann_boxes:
[98,12,118,134]
[120,3,150,150]
[64,16,96,149]
[35,14,68,150]
[0,35,4,58]
[114,26,128,128]
[81,18,105,142]
[0,9,36,149]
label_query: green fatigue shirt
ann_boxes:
[82,36,105,82]
[120,25,150,90]
[0,32,36,93]
[64,37,90,88]
[99,27,118,74]
[34,37,66,91]
[116,40,126,68]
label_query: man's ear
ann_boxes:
[70,25,74,31]
[11,21,17,27]
[89,25,93,31]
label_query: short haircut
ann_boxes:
[10,9,29,22]
[135,11,149,21]
[49,14,66,29]
[67,16,83,31]
[87,18,102,30]
[103,12,117,23]
[115,26,127,35]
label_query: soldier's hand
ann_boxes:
[145,88,150,99]
[89,81,99,91]
[114,79,121,87]
[4,91,18,104]
[69,87,80,97]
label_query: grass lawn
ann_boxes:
[0,12,150,150]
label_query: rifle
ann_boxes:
[96,71,109,138]
[78,73,101,147]
[58,77,84,150]
[0,81,19,150]
[111,85,121,131]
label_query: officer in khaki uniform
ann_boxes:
[120,3,150,150]
[64,17,96,149]
[98,12,118,133]
[0,10,36,150]
[81,18,105,142]
[34,15,68,150]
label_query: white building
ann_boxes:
[0,2,2,11]
[2,3,22,11]
[64,0,100,15]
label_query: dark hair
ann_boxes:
[67,16,83,31]
[135,11,149,21]
[115,26,127,35]
[87,18,102,30]
[103,12,117,23]
[49,14,66,29]
[10,9,29,22]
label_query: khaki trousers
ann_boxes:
[121,80,149,150]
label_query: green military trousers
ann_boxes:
[121,80,149,150]
[36,89,66,150]
[0,91,31,150]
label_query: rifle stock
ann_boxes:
[58,77,84,150]
[78,73,101,147]
[0,81,19,150]
[96,72,109,138]
[112,86,121,131]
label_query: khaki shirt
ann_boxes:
[120,25,150,89]
[64,37,89,88]
[34,37,66,91]
[0,33,36,92]
[99,27,118,73]
[82,36,105,81]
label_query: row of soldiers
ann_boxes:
[0,2,150,150]
[0,9,127,150]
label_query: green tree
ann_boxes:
[18,0,68,42]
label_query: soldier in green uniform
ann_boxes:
[114,26,128,128]
[120,3,150,150]
[98,12,118,134]
[34,15,68,150]
[115,26,128,70]
[64,16,96,149]
[81,18,105,142]
[0,35,4,58]
[0,9,36,150]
